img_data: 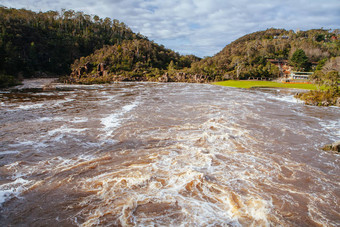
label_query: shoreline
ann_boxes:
[212,80,318,90]
[1,78,318,93]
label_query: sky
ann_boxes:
[1,0,339,57]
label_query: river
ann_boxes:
[0,81,339,226]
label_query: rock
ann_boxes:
[175,72,187,82]
[158,73,170,82]
[336,98,340,107]
[97,63,106,77]
[193,74,208,83]
[322,140,340,153]
[321,100,330,106]
[70,62,93,79]
[332,141,340,152]
[322,144,332,151]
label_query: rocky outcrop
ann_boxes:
[322,140,340,153]
[97,63,107,77]
[158,72,209,83]
[336,98,340,107]
[70,62,91,78]
[68,63,212,84]
[175,72,188,82]
[158,73,171,82]
[192,74,208,83]
[70,62,110,79]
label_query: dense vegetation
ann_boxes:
[65,39,200,83]
[0,6,203,86]
[295,57,340,106]
[0,6,145,86]
[190,28,340,81]
[68,28,339,84]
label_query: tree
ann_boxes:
[93,15,100,23]
[315,58,328,71]
[297,70,339,106]
[322,57,340,72]
[323,71,339,91]
[310,70,339,92]
[231,56,244,79]
[167,60,176,74]
[290,49,310,71]
[309,70,324,89]
[315,34,325,42]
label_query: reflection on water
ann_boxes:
[0,82,339,226]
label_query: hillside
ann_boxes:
[0,7,144,87]
[70,28,339,84]
[190,28,340,81]
[65,39,201,84]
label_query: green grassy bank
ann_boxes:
[213,80,318,90]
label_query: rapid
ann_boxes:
[0,81,339,226]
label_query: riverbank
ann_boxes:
[213,80,318,90]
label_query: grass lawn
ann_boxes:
[213,80,318,90]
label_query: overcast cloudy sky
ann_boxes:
[1,0,339,57]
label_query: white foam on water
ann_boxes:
[33,92,57,96]
[9,141,34,147]
[76,112,276,226]
[53,98,74,106]
[48,125,87,136]
[266,94,304,104]
[122,101,139,112]
[0,178,31,206]
[0,150,20,155]
[35,116,78,123]
[9,140,48,149]
[35,117,54,122]
[319,120,340,137]
[0,154,103,209]
[101,113,121,130]
[100,99,140,139]
[69,117,89,123]
[17,103,45,110]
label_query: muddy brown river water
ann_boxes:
[0,81,339,226]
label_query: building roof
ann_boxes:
[292,71,313,75]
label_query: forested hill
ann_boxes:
[66,39,201,84]
[190,28,340,81]
[1,7,339,87]
[0,7,203,86]
[0,6,145,86]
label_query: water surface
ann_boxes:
[0,82,339,226]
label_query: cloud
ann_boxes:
[1,0,339,57]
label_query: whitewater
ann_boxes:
[0,82,339,226]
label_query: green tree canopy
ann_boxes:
[290,49,310,71]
